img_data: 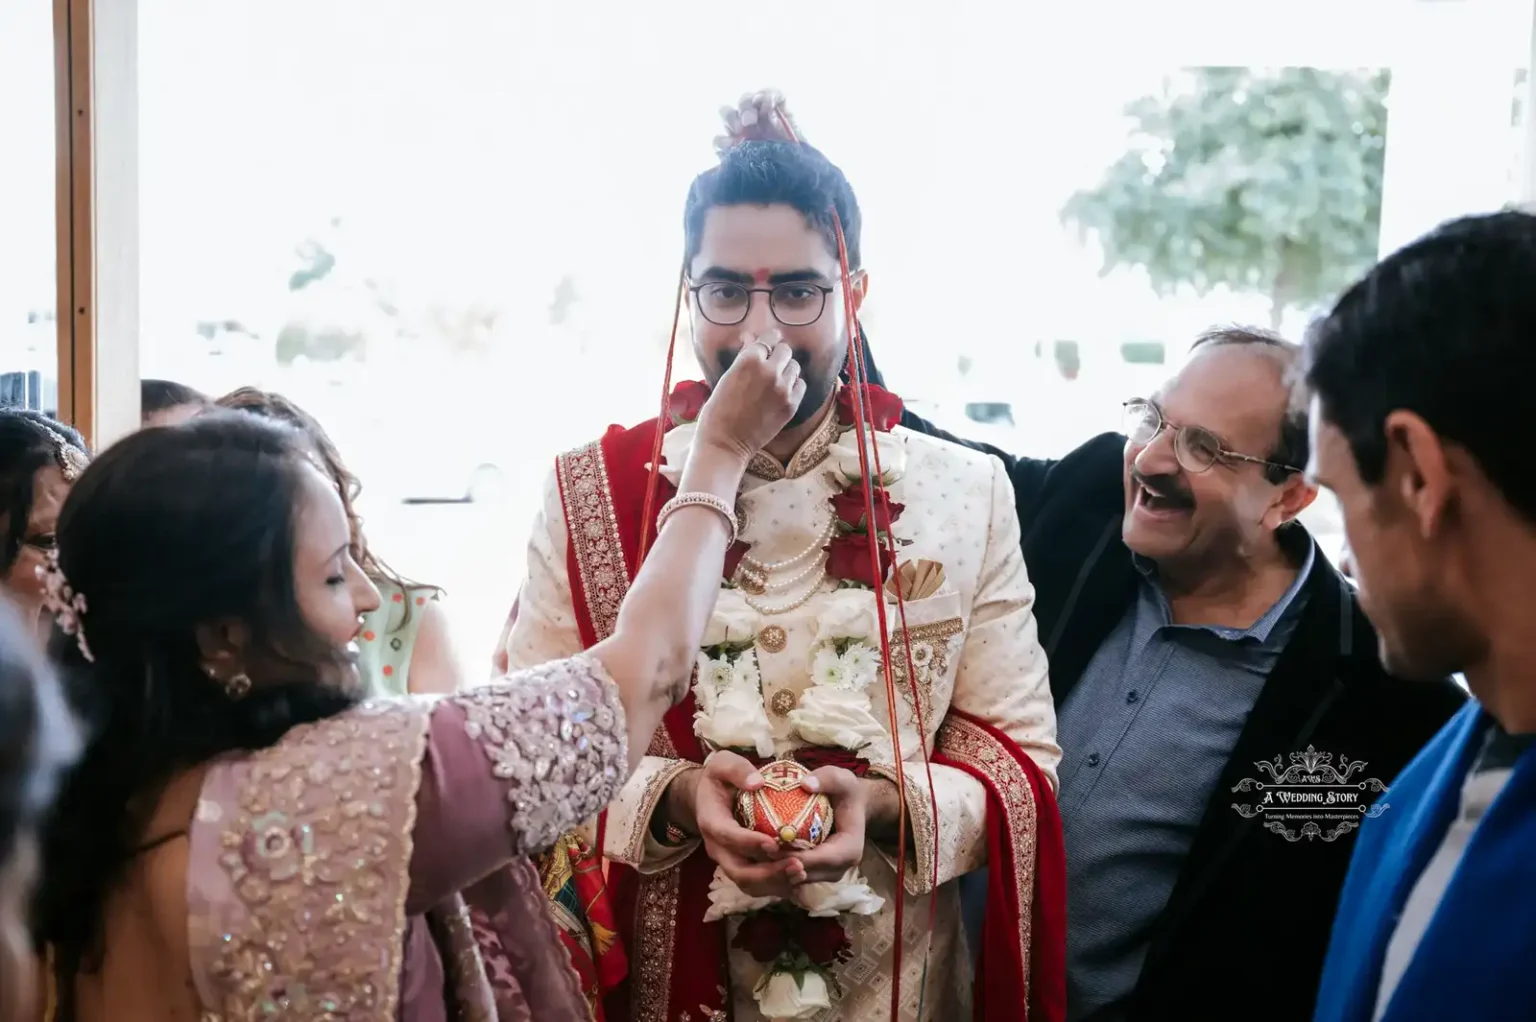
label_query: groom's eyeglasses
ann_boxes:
[688,280,835,327]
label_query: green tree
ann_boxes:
[1062,67,1389,329]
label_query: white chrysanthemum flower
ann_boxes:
[704,656,735,693]
[840,643,881,689]
[731,650,763,691]
[811,648,847,689]
[693,653,720,715]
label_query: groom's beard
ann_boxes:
[716,346,844,429]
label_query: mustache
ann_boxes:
[1131,468,1195,507]
[718,347,814,374]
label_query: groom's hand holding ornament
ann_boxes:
[666,750,806,899]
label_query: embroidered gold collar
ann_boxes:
[745,403,843,481]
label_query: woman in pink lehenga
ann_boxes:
[29,342,805,1021]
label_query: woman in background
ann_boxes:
[216,387,458,695]
[31,341,801,1019]
[0,411,88,635]
[0,596,76,1022]
[138,380,207,429]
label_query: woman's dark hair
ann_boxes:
[0,410,87,571]
[33,410,359,988]
[214,387,439,623]
[139,379,208,417]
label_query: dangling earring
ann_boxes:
[204,664,252,700]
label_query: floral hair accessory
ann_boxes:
[40,424,88,481]
[36,548,93,662]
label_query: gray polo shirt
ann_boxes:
[1056,542,1315,1021]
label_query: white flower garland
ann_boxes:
[685,441,907,1019]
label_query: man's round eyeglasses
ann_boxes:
[1122,399,1300,476]
[688,280,834,327]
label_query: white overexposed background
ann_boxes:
[3,0,1532,679]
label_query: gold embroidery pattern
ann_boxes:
[633,868,682,1022]
[867,760,941,897]
[888,617,965,728]
[455,655,629,857]
[646,713,682,758]
[935,715,1040,986]
[746,405,842,481]
[558,441,629,641]
[208,702,429,1021]
[624,759,698,865]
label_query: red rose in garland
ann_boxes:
[731,911,852,968]
[824,383,907,589]
[794,916,854,967]
[732,912,790,964]
[825,532,893,589]
[835,383,904,432]
[831,484,905,535]
[668,380,711,427]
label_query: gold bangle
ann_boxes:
[656,492,738,546]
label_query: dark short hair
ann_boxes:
[35,410,359,976]
[684,140,863,272]
[1191,326,1308,483]
[0,410,88,570]
[139,379,207,416]
[1304,210,1536,520]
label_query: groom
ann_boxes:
[503,135,1064,1020]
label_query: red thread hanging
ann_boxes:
[782,111,944,1022]
[637,265,688,565]
[638,114,947,1021]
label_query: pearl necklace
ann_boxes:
[738,513,835,616]
[740,511,832,574]
[743,572,828,616]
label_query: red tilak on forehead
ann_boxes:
[752,268,772,285]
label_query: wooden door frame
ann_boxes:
[53,0,92,440]
[53,0,138,451]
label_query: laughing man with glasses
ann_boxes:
[860,325,1465,1022]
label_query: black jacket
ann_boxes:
[896,418,1466,1021]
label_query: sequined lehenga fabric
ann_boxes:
[185,653,630,1021]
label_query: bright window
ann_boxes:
[0,1,60,413]
[132,0,1534,675]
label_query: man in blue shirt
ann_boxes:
[1307,211,1536,1022]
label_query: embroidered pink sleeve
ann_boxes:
[407,652,628,912]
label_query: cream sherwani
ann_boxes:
[506,406,1060,1021]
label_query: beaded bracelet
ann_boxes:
[656,492,738,547]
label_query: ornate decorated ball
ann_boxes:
[734,759,834,850]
